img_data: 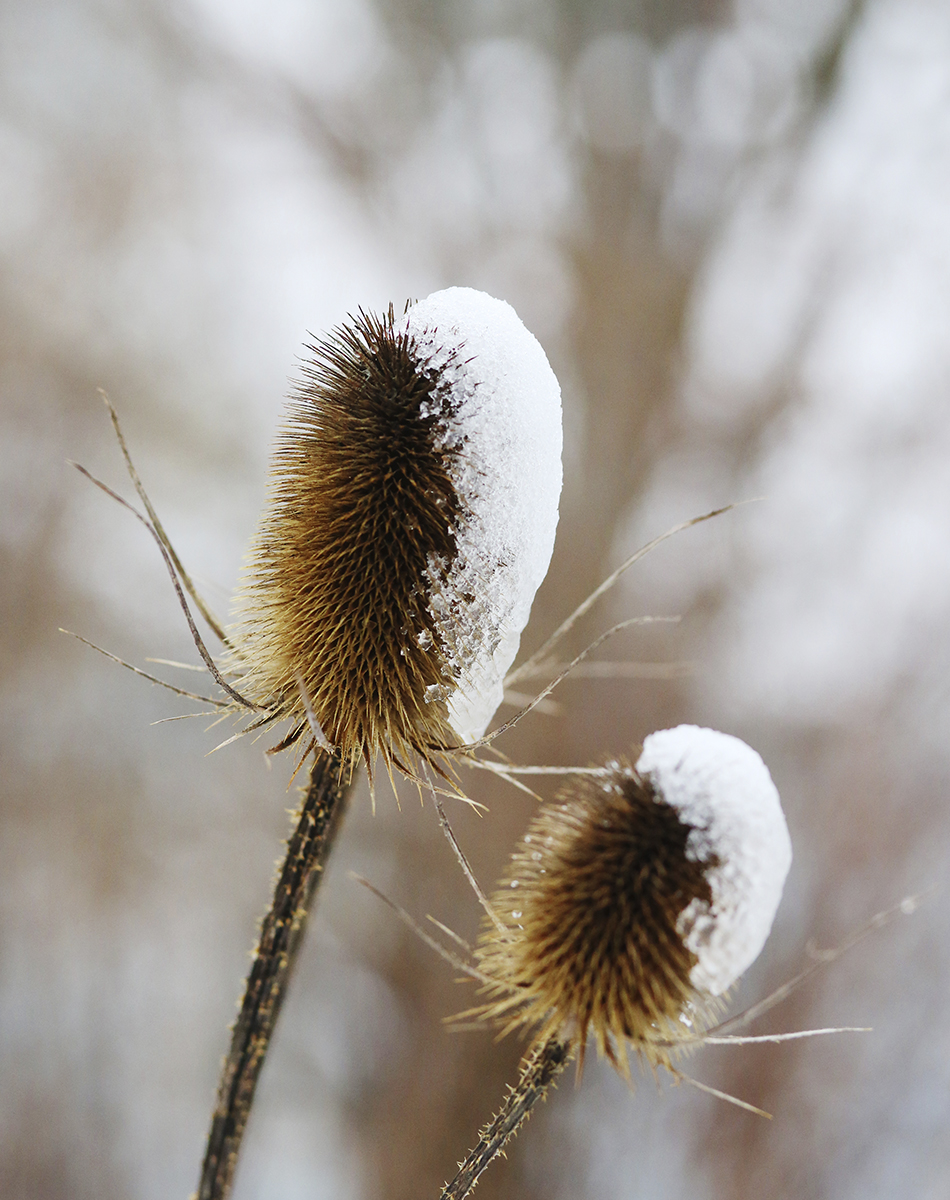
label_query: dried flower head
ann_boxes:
[230,287,562,774]
[475,725,792,1071]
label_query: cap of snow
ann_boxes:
[636,725,792,995]
[399,287,563,744]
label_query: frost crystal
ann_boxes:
[399,287,563,744]
[636,725,792,995]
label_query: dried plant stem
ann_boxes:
[441,1037,571,1200]
[196,748,354,1200]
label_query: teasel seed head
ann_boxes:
[475,725,792,1070]
[232,287,562,775]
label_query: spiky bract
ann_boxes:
[233,307,465,775]
[475,765,718,1071]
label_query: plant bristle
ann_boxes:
[475,766,717,1070]
[233,306,465,775]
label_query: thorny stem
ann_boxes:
[440,1037,572,1200]
[195,748,354,1200]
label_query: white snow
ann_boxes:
[399,287,563,744]
[636,725,792,996]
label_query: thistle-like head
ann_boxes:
[232,288,562,776]
[475,726,792,1070]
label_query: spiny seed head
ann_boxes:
[231,287,562,775]
[475,726,792,1071]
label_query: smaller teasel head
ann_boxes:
[231,287,562,776]
[475,725,792,1071]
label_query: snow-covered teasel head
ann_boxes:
[474,725,792,1069]
[232,287,562,773]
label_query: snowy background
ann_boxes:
[2,0,948,1197]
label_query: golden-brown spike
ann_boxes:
[230,307,466,778]
[473,763,719,1069]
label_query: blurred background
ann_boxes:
[3,0,949,1196]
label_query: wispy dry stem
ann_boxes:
[507,503,746,687]
[101,392,231,646]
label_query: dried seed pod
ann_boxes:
[475,725,792,1070]
[231,287,562,773]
